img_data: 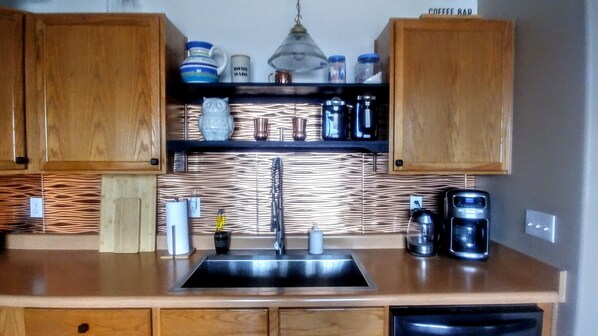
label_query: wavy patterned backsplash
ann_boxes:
[0,103,474,234]
[0,174,101,233]
[0,175,44,232]
[157,153,473,234]
[0,160,472,234]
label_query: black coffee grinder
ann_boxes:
[441,189,491,261]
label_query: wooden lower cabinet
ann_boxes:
[158,308,269,336]
[2,304,554,336]
[157,307,385,336]
[23,308,151,336]
[278,308,386,336]
[538,303,555,336]
[0,307,25,336]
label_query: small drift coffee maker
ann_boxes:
[441,189,491,260]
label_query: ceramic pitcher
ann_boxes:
[180,41,229,83]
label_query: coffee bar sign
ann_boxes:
[420,0,477,16]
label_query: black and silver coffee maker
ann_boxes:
[441,189,490,260]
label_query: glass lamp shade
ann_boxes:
[268,23,327,73]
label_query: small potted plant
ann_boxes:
[214,209,231,254]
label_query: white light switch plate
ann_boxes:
[525,209,556,243]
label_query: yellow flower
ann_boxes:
[216,209,225,232]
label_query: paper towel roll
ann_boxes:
[166,199,190,255]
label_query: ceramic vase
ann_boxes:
[214,231,231,254]
[180,41,228,83]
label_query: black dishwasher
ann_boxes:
[390,304,543,335]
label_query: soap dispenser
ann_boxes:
[309,224,323,254]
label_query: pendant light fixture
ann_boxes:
[267,0,327,73]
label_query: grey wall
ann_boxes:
[576,0,598,333]
[478,0,591,335]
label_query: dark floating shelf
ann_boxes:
[168,83,390,155]
[167,140,389,154]
[181,83,389,104]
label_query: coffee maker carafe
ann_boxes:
[442,189,491,260]
[406,209,436,257]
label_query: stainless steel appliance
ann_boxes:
[322,97,348,140]
[442,189,490,260]
[390,305,543,335]
[350,94,378,140]
[406,209,436,257]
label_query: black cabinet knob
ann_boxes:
[77,323,89,334]
[150,158,159,165]
[15,156,27,164]
[395,159,404,167]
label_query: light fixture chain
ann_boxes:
[295,0,302,24]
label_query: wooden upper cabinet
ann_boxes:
[0,9,27,174]
[27,14,186,173]
[376,18,514,174]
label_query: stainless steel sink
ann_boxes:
[174,251,375,290]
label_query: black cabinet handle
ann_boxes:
[395,159,403,167]
[150,158,159,165]
[15,156,28,164]
[77,323,89,334]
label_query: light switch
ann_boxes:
[524,209,556,243]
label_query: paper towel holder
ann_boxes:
[161,198,196,260]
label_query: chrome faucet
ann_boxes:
[270,157,285,255]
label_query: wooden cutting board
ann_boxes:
[99,175,157,253]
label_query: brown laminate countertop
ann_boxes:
[0,243,563,309]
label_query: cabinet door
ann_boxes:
[159,308,268,336]
[24,308,151,336]
[29,15,163,173]
[0,10,27,173]
[279,308,385,336]
[383,19,513,174]
[0,307,26,336]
